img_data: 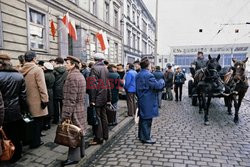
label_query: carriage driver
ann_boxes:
[191,51,207,71]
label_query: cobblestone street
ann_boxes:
[88,84,250,167]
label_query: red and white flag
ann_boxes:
[69,20,77,41]
[102,31,109,50]
[96,30,109,51]
[61,12,77,41]
[50,20,56,40]
[62,12,69,33]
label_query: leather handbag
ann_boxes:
[54,120,82,148]
[106,104,116,124]
[87,106,99,126]
[0,129,15,161]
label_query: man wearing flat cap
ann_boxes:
[20,51,48,149]
[61,56,87,166]
[87,52,112,145]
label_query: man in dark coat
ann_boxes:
[87,53,112,145]
[61,56,87,166]
[53,57,68,124]
[0,54,27,162]
[191,51,207,71]
[116,64,125,79]
[107,64,123,125]
[43,62,55,130]
[164,63,174,100]
[124,64,137,116]
[152,66,165,108]
[136,58,165,144]
[81,62,90,80]
[174,67,186,101]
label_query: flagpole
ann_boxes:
[154,0,158,66]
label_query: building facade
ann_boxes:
[0,0,123,64]
[122,0,155,65]
[171,44,250,73]
[157,54,174,69]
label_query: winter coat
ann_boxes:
[0,69,26,123]
[45,70,55,115]
[124,69,137,93]
[152,70,164,81]
[191,57,208,71]
[136,69,165,119]
[117,70,125,79]
[0,92,4,126]
[20,62,48,117]
[87,61,112,107]
[81,68,90,80]
[174,72,186,85]
[152,70,164,91]
[53,66,68,100]
[164,69,174,88]
[108,70,122,104]
[62,68,87,135]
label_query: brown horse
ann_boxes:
[224,57,249,123]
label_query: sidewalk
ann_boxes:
[1,100,131,167]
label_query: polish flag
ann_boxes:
[96,30,109,51]
[62,12,69,33]
[102,31,109,50]
[50,20,56,40]
[69,20,77,41]
[96,31,106,51]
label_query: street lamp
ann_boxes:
[154,0,158,66]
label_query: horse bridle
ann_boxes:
[205,68,220,80]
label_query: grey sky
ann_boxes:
[143,0,250,54]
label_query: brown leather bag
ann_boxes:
[0,129,15,161]
[54,120,82,148]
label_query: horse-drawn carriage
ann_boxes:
[188,54,249,125]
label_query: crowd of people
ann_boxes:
[0,50,187,165]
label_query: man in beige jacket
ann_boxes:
[20,51,48,148]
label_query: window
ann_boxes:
[128,56,135,63]
[127,4,130,19]
[137,15,139,26]
[159,59,161,63]
[142,41,147,54]
[164,58,167,63]
[132,34,136,49]
[105,2,110,23]
[114,9,118,28]
[137,36,140,50]
[28,8,47,50]
[91,33,97,51]
[0,6,3,48]
[115,42,118,62]
[132,10,135,23]
[127,30,131,46]
[90,0,97,15]
[68,34,73,55]
[142,20,147,33]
